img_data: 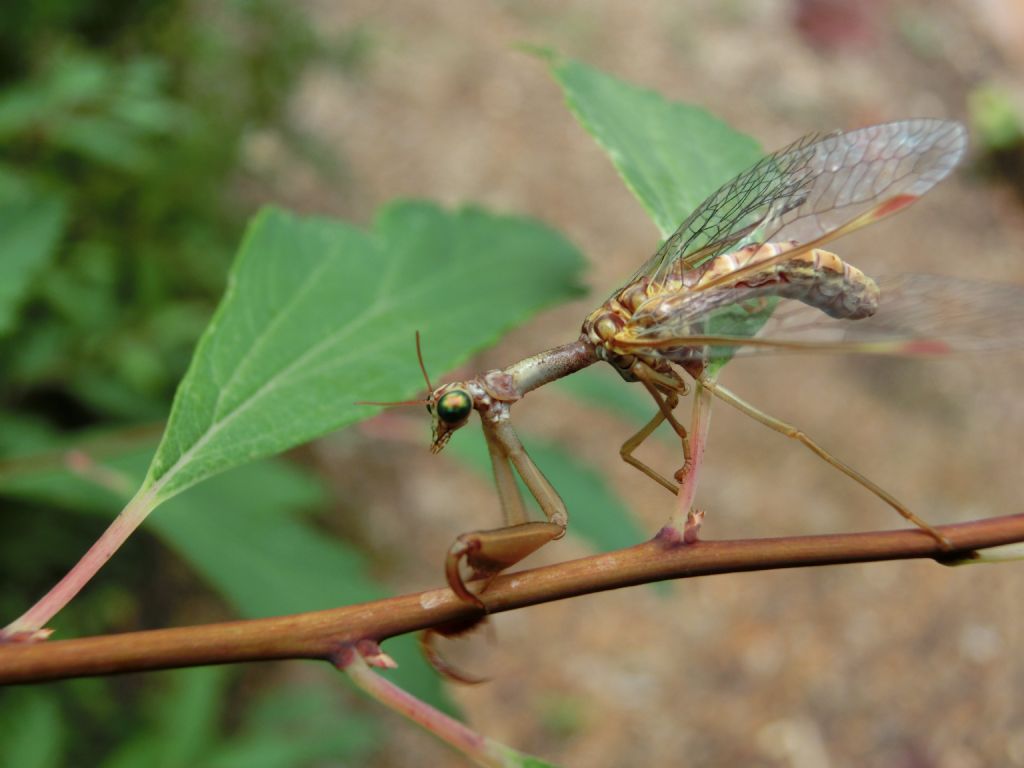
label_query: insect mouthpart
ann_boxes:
[429,428,454,454]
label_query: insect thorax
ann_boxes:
[582,275,684,381]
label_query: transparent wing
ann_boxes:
[626,119,967,292]
[617,275,1024,362]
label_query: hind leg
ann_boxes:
[700,375,951,548]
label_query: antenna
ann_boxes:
[415,330,434,391]
[355,331,434,408]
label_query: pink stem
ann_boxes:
[670,381,713,532]
[3,490,155,638]
[339,645,514,767]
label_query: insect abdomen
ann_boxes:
[772,248,879,320]
[699,244,879,320]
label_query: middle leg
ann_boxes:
[618,386,688,495]
[616,364,716,535]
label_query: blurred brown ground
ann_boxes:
[265,1,1024,765]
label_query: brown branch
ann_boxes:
[2,513,1022,685]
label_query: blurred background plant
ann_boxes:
[0,2,389,765]
[3,1,1024,766]
[0,0,369,426]
[969,82,1024,203]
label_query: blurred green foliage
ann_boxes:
[0,667,380,768]
[968,84,1024,207]
[0,2,385,765]
[969,84,1024,153]
[0,0,364,424]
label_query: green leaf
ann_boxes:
[0,409,63,457]
[0,689,64,768]
[145,667,228,767]
[544,55,774,371]
[705,295,780,375]
[543,53,762,238]
[156,460,460,711]
[490,743,561,768]
[151,462,358,614]
[102,669,380,768]
[101,667,230,768]
[205,681,378,767]
[0,192,67,337]
[141,202,586,507]
[0,165,37,202]
[553,365,663,430]
[50,115,157,174]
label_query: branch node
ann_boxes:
[356,639,398,669]
[0,628,53,645]
[935,550,981,567]
[653,512,705,548]
[683,508,706,544]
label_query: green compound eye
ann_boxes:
[436,390,472,424]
